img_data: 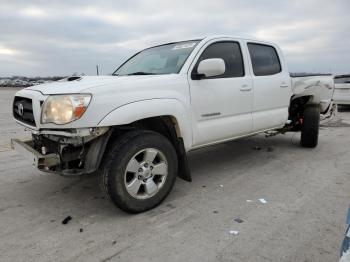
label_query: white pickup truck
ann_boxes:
[11,36,334,213]
[333,74,350,105]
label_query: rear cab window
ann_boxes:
[247,43,281,76]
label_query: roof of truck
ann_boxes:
[203,35,276,44]
[151,35,276,50]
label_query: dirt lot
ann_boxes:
[0,88,349,262]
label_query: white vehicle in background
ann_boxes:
[11,36,334,213]
[334,74,350,105]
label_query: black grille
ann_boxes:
[13,96,36,127]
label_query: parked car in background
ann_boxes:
[334,75,350,106]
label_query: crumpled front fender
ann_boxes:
[97,98,193,151]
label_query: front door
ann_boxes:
[188,40,253,147]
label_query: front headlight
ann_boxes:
[41,94,91,125]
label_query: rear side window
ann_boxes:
[194,41,244,79]
[248,43,281,76]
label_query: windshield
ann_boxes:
[113,40,200,76]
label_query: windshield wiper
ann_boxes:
[126,72,156,76]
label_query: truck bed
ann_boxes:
[290,74,335,113]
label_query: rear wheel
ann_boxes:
[98,130,178,213]
[300,105,320,148]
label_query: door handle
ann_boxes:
[240,85,252,91]
[280,82,289,88]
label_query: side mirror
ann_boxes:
[196,58,225,79]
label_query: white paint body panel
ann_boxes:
[188,38,253,146]
[13,36,334,152]
[248,43,292,131]
[291,75,335,113]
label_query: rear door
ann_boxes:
[188,39,253,147]
[247,43,291,132]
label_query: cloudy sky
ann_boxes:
[0,0,349,77]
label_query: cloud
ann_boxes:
[0,46,20,56]
[0,0,349,76]
[19,6,47,18]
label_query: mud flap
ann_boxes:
[176,137,192,182]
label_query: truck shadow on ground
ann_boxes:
[188,134,299,180]
[14,133,300,219]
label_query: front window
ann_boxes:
[192,41,245,79]
[113,40,199,76]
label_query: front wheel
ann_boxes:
[98,130,178,213]
[300,105,320,148]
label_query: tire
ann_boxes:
[98,130,178,213]
[300,105,320,148]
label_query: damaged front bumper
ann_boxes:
[11,127,111,176]
[11,139,60,169]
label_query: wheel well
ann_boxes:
[101,116,192,182]
[289,95,312,122]
[131,116,180,145]
[103,116,179,145]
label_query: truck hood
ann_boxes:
[25,75,162,95]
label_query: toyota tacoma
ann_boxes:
[11,36,334,213]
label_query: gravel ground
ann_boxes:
[0,88,349,262]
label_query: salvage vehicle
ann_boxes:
[11,36,334,213]
[333,74,350,105]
